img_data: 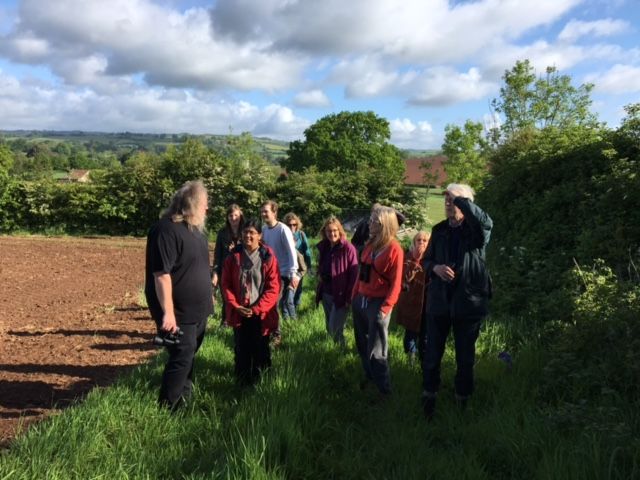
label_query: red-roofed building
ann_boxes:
[404,155,447,187]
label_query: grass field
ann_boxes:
[1,278,637,479]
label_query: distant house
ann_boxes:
[68,169,91,183]
[404,155,447,187]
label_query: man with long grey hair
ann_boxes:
[145,180,213,411]
[420,183,493,419]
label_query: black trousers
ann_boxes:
[421,313,483,398]
[158,317,206,408]
[234,315,271,385]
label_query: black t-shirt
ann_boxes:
[145,218,213,324]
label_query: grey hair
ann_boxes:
[162,180,208,230]
[446,183,475,202]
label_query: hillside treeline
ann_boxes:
[0,117,422,236]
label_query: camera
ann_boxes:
[359,264,372,283]
[152,328,184,347]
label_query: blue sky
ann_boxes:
[0,0,638,149]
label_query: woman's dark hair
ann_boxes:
[242,218,262,233]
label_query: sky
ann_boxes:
[0,0,638,150]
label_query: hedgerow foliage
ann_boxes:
[0,126,414,235]
[0,137,278,235]
[540,261,640,451]
[479,108,640,322]
[477,103,640,436]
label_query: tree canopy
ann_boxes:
[441,120,489,190]
[283,111,404,177]
[491,59,597,138]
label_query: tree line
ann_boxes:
[0,119,419,236]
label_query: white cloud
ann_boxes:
[0,0,636,145]
[481,40,635,82]
[330,56,400,98]
[408,67,496,106]
[558,18,629,42]
[586,64,640,94]
[1,0,306,91]
[0,69,309,140]
[293,89,331,108]
[211,0,582,64]
[390,118,438,149]
[3,32,50,61]
[252,104,310,139]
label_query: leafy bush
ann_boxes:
[479,122,640,323]
[539,261,640,445]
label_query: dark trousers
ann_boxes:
[421,313,482,398]
[234,315,272,385]
[158,317,207,408]
[352,295,392,394]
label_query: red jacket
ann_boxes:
[221,244,281,335]
[353,240,404,316]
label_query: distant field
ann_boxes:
[412,186,446,228]
[0,130,429,161]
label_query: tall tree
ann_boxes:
[441,120,489,190]
[491,59,597,138]
[282,111,405,206]
[283,111,404,175]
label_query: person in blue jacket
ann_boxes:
[283,212,313,309]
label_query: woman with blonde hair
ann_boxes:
[395,231,430,363]
[316,216,358,346]
[351,206,404,397]
[283,212,313,308]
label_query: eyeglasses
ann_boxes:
[288,223,298,227]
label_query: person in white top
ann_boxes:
[260,201,299,345]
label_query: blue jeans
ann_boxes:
[403,329,418,355]
[421,313,482,398]
[293,276,304,307]
[279,276,297,320]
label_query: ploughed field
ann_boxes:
[0,236,159,447]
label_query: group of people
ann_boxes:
[144,180,493,420]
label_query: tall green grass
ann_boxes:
[1,289,637,479]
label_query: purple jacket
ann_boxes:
[316,238,359,308]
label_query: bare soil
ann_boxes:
[0,236,160,447]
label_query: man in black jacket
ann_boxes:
[420,183,492,419]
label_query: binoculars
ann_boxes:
[359,263,372,283]
[152,328,184,347]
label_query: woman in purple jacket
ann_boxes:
[316,216,359,347]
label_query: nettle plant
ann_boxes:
[542,260,640,404]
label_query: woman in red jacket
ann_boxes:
[352,206,404,396]
[222,219,281,385]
